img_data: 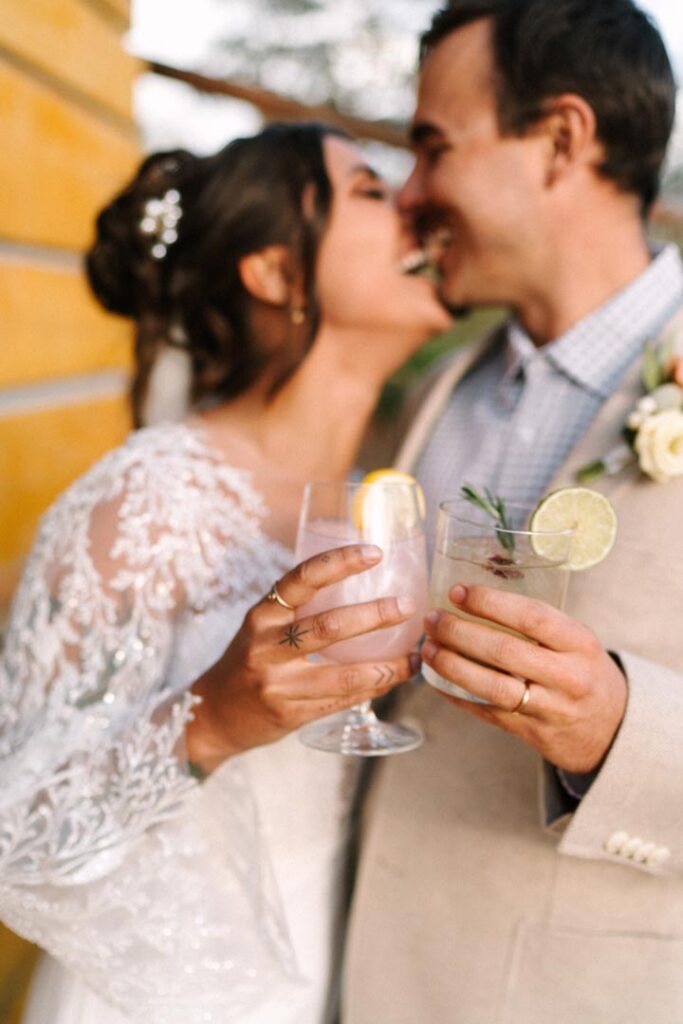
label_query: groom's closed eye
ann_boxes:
[410,123,452,163]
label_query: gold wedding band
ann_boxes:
[510,681,531,715]
[267,582,295,611]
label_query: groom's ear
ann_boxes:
[238,245,291,306]
[537,93,604,186]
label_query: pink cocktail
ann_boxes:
[295,479,428,756]
[297,519,428,663]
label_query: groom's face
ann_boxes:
[400,19,550,311]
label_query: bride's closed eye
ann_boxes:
[358,185,391,201]
[349,167,390,202]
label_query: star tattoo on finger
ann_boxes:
[278,623,312,649]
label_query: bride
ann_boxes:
[0,122,450,1024]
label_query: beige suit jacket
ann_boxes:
[344,307,683,1024]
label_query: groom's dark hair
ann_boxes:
[420,0,676,215]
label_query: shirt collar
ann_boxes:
[505,323,537,377]
[507,243,683,400]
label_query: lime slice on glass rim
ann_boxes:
[529,486,618,571]
[352,469,427,536]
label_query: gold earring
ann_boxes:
[290,305,306,325]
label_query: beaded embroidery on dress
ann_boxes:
[0,424,321,1023]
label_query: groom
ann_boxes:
[343,1,683,1021]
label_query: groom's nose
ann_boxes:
[398,170,442,244]
[397,162,425,215]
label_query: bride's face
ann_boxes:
[314,137,452,340]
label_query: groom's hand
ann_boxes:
[421,584,627,773]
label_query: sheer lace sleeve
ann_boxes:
[0,425,298,1022]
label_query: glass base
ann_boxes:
[299,711,423,757]
[422,664,490,704]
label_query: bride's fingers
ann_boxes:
[278,652,421,702]
[258,544,384,616]
[291,663,419,726]
[267,595,417,660]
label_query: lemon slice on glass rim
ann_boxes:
[529,486,618,571]
[352,469,427,537]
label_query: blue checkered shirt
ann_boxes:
[415,243,683,800]
[417,244,683,535]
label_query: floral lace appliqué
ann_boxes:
[0,423,297,1021]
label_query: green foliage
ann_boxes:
[641,342,664,392]
[576,459,606,485]
[211,0,437,123]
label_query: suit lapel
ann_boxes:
[543,360,642,497]
[545,303,683,496]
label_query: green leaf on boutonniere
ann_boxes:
[577,442,635,483]
[641,343,664,392]
[576,459,606,484]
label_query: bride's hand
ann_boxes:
[186,545,419,773]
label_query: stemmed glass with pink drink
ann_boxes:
[295,478,428,755]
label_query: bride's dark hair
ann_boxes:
[86,122,344,425]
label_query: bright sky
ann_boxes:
[642,0,683,72]
[130,0,683,75]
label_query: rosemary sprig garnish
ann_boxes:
[460,484,516,554]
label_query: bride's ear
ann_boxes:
[238,245,292,306]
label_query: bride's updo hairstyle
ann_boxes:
[86,122,343,425]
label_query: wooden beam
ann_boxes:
[0,59,139,249]
[0,0,138,123]
[0,261,132,388]
[0,394,131,602]
[142,65,683,230]
[147,61,409,150]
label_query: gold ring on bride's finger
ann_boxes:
[510,681,531,715]
[267,582,295,611]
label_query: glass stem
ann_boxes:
[347,700,376,722]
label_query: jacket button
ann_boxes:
[622,835,644,859]
[605,830,629,854]
[646,846,671,867]
[634,841,656,863]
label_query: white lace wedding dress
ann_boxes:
[0,424,358,1024]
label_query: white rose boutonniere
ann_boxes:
[578,342,683,485]
[634,408,683,482]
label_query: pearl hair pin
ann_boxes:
[139,188,183,260]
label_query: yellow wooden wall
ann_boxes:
[0,0,139,613]
[0,0,139,1018]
